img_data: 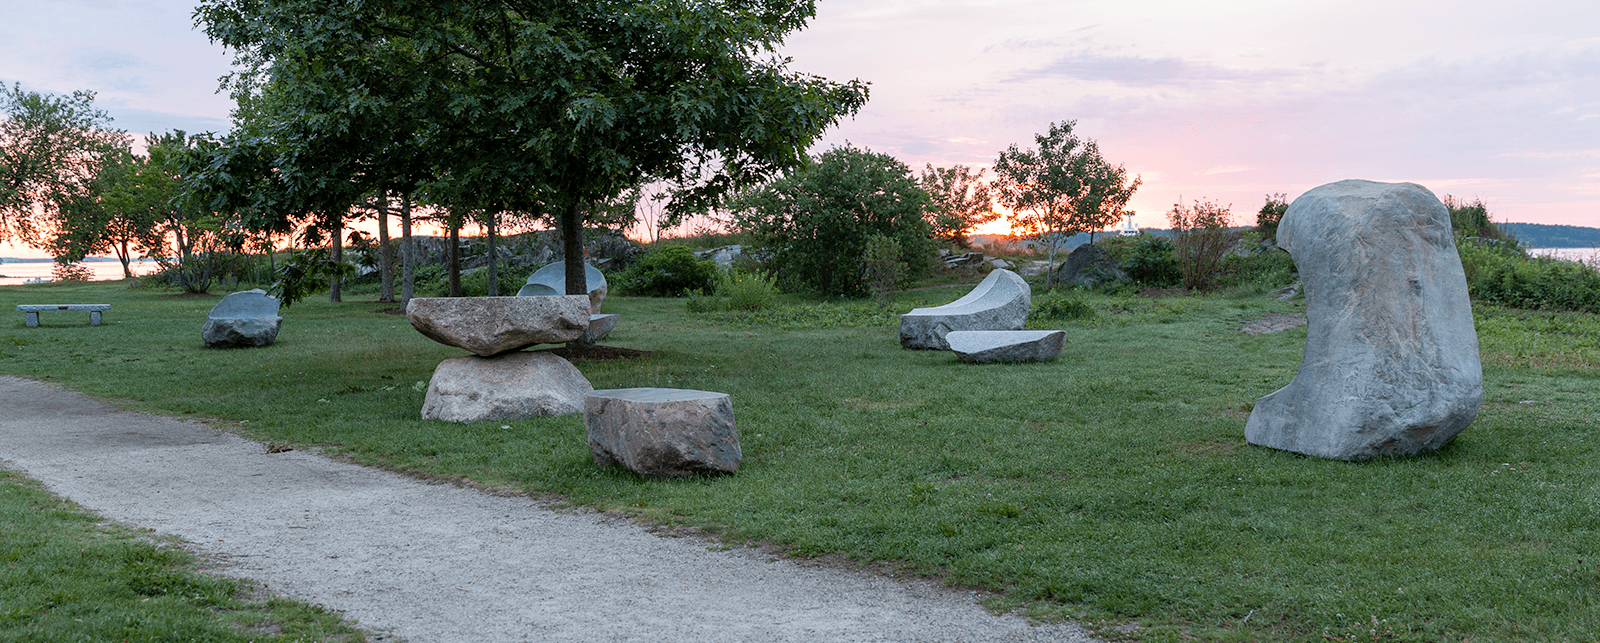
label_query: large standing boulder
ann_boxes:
[1053,243,1129,287]
[422,351,593,421]
[406,296,589,356]
[585,388,741,478]
[202,289,282,348]
[517,262,608,313]
[1245,180,1482,460]
[900,269,1030,350]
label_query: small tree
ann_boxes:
[919,164,996,248]
[1256,192,1288,245]
[860,233,903,309]
[993,121,1141,287]
[733,145,933,297]
[1168,198,1235,291]
[1,84,129,249]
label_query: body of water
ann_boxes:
[0,260,158,287]
[1527,247,1600,265]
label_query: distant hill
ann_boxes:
[1499,223,1600,249]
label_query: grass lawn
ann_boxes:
[1,278,1597,642]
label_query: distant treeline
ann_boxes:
[1498,223,1600,249]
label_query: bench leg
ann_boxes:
[90,311,102,326]
[25,312,38,328]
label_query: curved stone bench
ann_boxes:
[202,289,282,348]
[517,262,607,313]
[945,330,1064,363]
[899,269,1030,350]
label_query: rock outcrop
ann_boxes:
[1244,180,1482,460]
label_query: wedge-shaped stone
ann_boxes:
[900,269,1030,350]
[585,388,740,478]
[945,330,1064,363]
[1245,180,1482,460]
[422,352,592,421]
[407,296,589,356]
[587,313,619,343]
[203,289,282,348]
[517,262,607,313]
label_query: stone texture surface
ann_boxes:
[407,296,589,356]
[203,289,282,348]
[518,262,608,313]
[945,330,1065,363]
[1245,179,1482,460]
[585,388,740,478]
[422,352,593,422]
[1054,243,1129,288]
[587,313,619,343]
[900,269,1030,350]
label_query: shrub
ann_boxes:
[616,245,718,297]
[1167,199,1236,291]
[1120,235,1181,286]
[860,234,904,309]
[50,262,94,281]
[1256,193,1288,244]
[1031,289,1095,320]
[1472,256,1600,314]
[715,269,778,311]
[1220,248,1298,291]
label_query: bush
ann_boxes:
[1472,256,1600,314]
[457,265,532,298]
[686,269,779,313]
[1168,199,1236,292]
[1120,235,1181,286]
[1031,289,1095,320]
[1220,248,1298,291]
[1257,193,1288,245]
[616,245,719,297]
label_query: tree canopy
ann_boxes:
[0,84,128,247]
[919,164,996,248]
[194,0,869,295]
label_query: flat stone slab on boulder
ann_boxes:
[585,388,740,478]
[1245,179,1483,460]
[945,330,1065,363]
[407,296,589,356]
[203,289,282,348]
[900,269,1030,350]
[422,351,593,422]
[518,262,607,313]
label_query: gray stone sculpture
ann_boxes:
[1245,180,1483,460]
[585,388,741,478]
[422,352,593,421]
[586,313,619,344]
[202,289,282,348]
[945,330,1065,363]
[518,262,607,313]
[406,296,589,356]
[900,269,1030,350]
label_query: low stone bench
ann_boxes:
[18,304,110,327]
[585,388,741,478]
[899,269,1030,350]
[945,330,1065,363]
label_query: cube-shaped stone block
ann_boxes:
[585,388,740,478]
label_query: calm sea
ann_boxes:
[0,260,159,287]
[1528,247,1600,264]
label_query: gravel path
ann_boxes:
[0,376,1105,643]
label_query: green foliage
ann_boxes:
[1444,195,1511,242]
[859,234,904,309]
[994,120,1142,286]
[1219,248,1299,292]
[268,249,355,306]
[919,164,997,247]
[1256,192,1288,244]
[1116,235,1182,286]
[734,144,935,296]
[1168,199,1237,291]
[1030,289,1095,320]
[1472,254,1600,314]
[0,84,130,247]
[685,269,780,313]
[616,245,719,297]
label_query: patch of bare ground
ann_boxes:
[1241,312,1307,335]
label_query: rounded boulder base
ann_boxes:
[202,289,282,348]
[945,330,1064,363]
[422,352,593,422]
[584,388,740,478]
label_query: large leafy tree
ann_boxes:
[918,163,996,248]
[734,144,934,296]
[993,120,1141,286]
[0,84,128,247]
[195,0,868,298]
[46,149,168,278]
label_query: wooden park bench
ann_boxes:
[17,304,111,327]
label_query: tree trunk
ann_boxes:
[562,200,584,296]
[116,240,132,278]
[447,214,462,297]
[400,193,414,305]
[486,209,499,297]
[329,211,344,303]
[376,193,395,303]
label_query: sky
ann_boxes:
[2,0,1596,258]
